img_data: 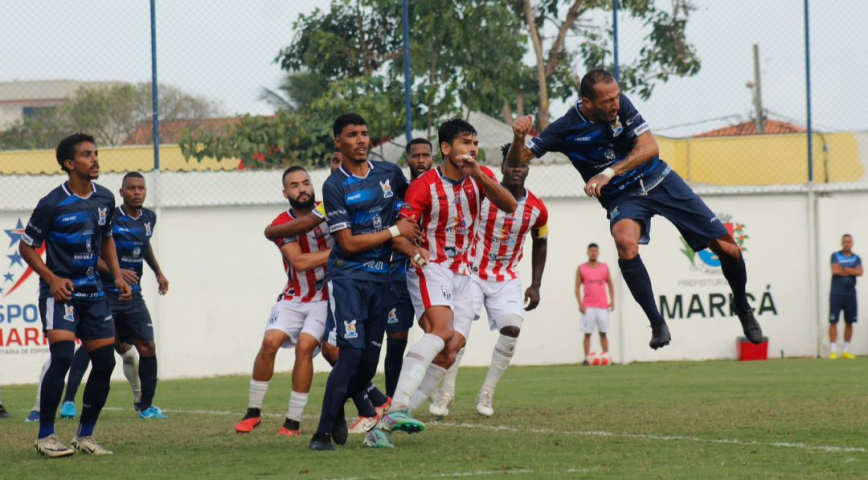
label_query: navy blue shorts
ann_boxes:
[328,278,394,350]
[386,281,415,334]
[38,296,115,341]
[604,171,729,252]
[830,295,858,324]
[108,292,154,343]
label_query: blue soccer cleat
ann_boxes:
[138,406,168,419]
[60,401,77,419]
[379,410,425,434]
[363,429,395,448]
[25,410,40,423]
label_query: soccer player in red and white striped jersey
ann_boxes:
[372,119,518,444]
[430,143,549,418]
[235,166,333,437]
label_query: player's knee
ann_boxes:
[89,345,117,373]
[430,323,454,343]
[432,350,454,369]
[500,326,521,338]
[50,341,75,370]
[136,341,156,357]
[322,343,339,365]
[599,332,607,339]
[259,340,281,359]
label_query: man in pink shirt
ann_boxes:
[576,243,615,363]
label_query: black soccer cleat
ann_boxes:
[0,403,10,419]
[733,303,763,344]
[309,433,335,451]
[649,323,671,350]
[332,406,349,445]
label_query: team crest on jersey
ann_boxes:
[373,214,383,229]
[344,320,359,339]
[441,286,452,300]
[133,247,141,258]
[610,117,623,137]
[380,180,394,198]
[97,208,107,225]
[145,222,152,237]
[86,238,92,254]
[387,308,398,324]
[86,267,95,279]
[63,304,75,322]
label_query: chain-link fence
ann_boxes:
[1,0,867,210]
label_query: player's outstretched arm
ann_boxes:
[19,242,73,302]
[101,237,132,301]
[332,217,420,256]
[524,237,548,311]
[585,131,659,198]
[144,243,169,295]
[280,242,330,272]
[264,212,325,241]
[507,115,537,168]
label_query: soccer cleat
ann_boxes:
[234,413,262,434]
[429,389,453,418]
[842,351,857,360]
[829,352,838,360]
[476,390,494,417]
[332,407,349,445]
[649,323,671,350]
[733,304,763,344]
[373,396,392,418]
[363,428,395,448]
[379,409,425,434]
[348,415,380,434]
[309,433,335,451]
[139,406,168,419]
[276,427,301,437]
[25,410,40,423]
[60,401,77,419]
[71,435,113,455]
[0,403,10,419]
[34,434,74,458]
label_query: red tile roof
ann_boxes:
[695,118,806,138]
[124,117,239,145]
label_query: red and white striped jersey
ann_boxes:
[401,166,498,274]
[272,204,334,302]
[470,189,548,282]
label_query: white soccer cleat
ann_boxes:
[34,435,74,458]
[476,390,494,417]
[429,389,453,418]
[348,415,380,434]
[71,435,113,455]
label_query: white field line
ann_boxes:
[321,469,536,480]
[102,406,868,455]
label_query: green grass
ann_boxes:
[1,359,867,480]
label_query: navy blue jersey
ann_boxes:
[102,206,156,295]
[528,94,668,200]
[831,251,861,296]
[22,182,116,301]
[323,160,409,282]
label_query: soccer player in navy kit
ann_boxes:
[20,133,131,457]
[507,70,763,349]
[829,234,861,359]
[309,113,421,451]
[97,172,169,418]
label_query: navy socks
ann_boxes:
[619,255,666,326]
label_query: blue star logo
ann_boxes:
[4,219,25,248]
[3,272,14,283]
[7,252,23,267]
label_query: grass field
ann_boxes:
[1,358,867,480]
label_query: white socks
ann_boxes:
[121,348,142,403]
[481,335,518,395]
[248,380,270,409]
[843,342,851,353]
[440,347,465,396]
[830,343,838,354]
[408,365,447,414]
[287,390,308,422]
[391,334,445,411]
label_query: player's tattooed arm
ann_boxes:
[19,242,73,302]
[584,131,659,198]
[280,242,330,272]
[524,237,547,311]
[144,243,169,295]
[264,213,325,241]
[101,237,132,301]
[507,115,537,168]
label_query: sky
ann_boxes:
[1,0,866,137]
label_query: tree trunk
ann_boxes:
[522,0,549,129]
[516,91,525,118]
[501,98,513,126]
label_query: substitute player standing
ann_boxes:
[366,119,517,448]
[576,243,614,363]
[309,113,419,451]
[829,234,861,359]
[235,166,333,437]
[97,172,169,419]
[429,143,548,418]
[20,133,131,457]
[507,70,762,349]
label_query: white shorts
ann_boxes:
[581,308,609,334]
[407,263,474,340]
[265,299,328,349]
[470,276,524,331]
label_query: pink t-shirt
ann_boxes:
[579,263,610,309]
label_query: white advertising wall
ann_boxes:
[2,178,867,385]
